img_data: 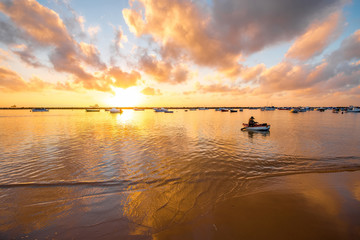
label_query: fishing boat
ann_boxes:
[109,108,122,113]
[86,109,100,112]
[31,108,49,112]
[241,123,270,131]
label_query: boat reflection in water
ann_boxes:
[246,130,270,138]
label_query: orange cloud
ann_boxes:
[196,82,250,95]
[258,30,360,96]
[0,66,50,92]
[123,0,241,74]
[241,64,266,82]
[286,12,343,61]
[124,0,345,78]
[141,87,161,95]
[106,67,141,88]
[139,54,189,84]
[0,0,140,92]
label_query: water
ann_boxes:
[1,109,360,239]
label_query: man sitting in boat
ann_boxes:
[248,116,257,127]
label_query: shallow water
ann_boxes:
[0,109,360,239]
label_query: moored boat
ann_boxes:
[109,108,122,113]
[230,109,238,112]
[86,109,100,112]
[290,108,299,113]
[31,108,49,112]
[154,107,167,112]
[347,107,360,112]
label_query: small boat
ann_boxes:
[189,108,197,111]
[221,108,229,112]
[239,109,243,112]
[347,107,360,112]
[134,108,145,111]
[154,108,167,112]
[109,108,122,113]
[86,109,100,112]
[164,110,174,113]
[241,123,270,131]
[31,108,49,112]
[332,109,339,113]
[230,109,238,112]
[290,108,299,113]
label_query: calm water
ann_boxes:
[1,109,360,239]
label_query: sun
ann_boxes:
[105,86,144,107]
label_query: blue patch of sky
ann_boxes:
[244,41,292,68]
[309,1,360,64]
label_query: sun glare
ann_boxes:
[105,87,144,107]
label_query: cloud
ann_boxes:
[106,67,141,88]
[141,87,161,95]
[286,12,344,61]
[10,44,43,67]
[0,66,50,91]
[87,25,100,38]
[123,0,346,77]
[0,0,141,92]
[241,64,266,82]
[196,82,250,95]
[258,30,360,96]
[139,54,189,84]
[123,0,241,74]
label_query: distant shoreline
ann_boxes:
[0,106,356,110]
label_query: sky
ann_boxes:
[0,0,360,107]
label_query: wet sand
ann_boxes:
[154,171,360,240]
[2,171,359,240]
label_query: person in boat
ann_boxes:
[248,116,257,127]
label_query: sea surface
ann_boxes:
[0,109,360,239]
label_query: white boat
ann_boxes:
[241,123,270,131]
[347,107,360,112]
[109,108,122,113]
[154,108,167,112]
